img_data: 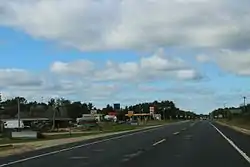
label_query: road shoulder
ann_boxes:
[216,121,250,136]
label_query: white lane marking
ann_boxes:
[69,156,89,159]
[92,149,104,152]
[152,139,166,146]
[124,150,143,158]
[0,125,168,167]
[121,158,130,162]
[181,128,187,131]
[210,123,250,164]
[173,132,180,135]
[122,150,143,162]
[190,123,196,127]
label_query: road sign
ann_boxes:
[113,103,120,111]
[149,107,154,114]
[127,111,134,117]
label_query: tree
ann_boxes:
[48,98,56,107]
[0,96,197,121]
[101,104,113,115]
[66,101,85,119]
[87,103,94,111]
[48,98,58,131]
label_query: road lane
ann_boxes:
[121,120,250,167]
[0,121,192,167]
[213,122,250,159]
[1,120,249,167]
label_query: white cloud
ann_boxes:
[196,54,210,63]
[215,50,250,76]
[175,70,202,80]
[0,0,250,51]
[2,0,249,112]
[51,60,94,76]
[197,50,250,76]
[0,48,203,109]
[50,49,202,81]
[0,71,120,104]
[0,69,43,88]
[137,84,214,95]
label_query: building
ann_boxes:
[229,109,242,115]
[0,105,73,130]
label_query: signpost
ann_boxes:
[127,111,134,117]
[17,97,20,130]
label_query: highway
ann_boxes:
[0,120,250,167]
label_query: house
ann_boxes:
[0,105,72,129]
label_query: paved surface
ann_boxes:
[0,120,249,167]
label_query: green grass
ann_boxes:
[0,120,175,145]
[0,125,133,145]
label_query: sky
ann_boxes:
[1,0,250,114]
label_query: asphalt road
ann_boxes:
[0,120,250,167]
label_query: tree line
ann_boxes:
[210,103,250,120]
[0,96,197,121]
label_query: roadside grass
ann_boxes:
[0,120,177,146]
[0,123,139,145]
[217,117,250,130]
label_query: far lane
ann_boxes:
[121,121,250,167]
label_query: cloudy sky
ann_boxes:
[0,0,250,113]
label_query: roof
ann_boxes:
[1,117,73,122]
[1,118,48,121]
[125,113,151,116]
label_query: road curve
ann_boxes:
[0,120,249,167]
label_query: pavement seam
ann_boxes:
[210,123,250,164]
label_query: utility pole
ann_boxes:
[141,107,143,124]
[17,97,20,130]
[223,103,227,118]
[52,105,57,131]
[0,93,2,110]
[243,96,246,112]
[163,107,166,120]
